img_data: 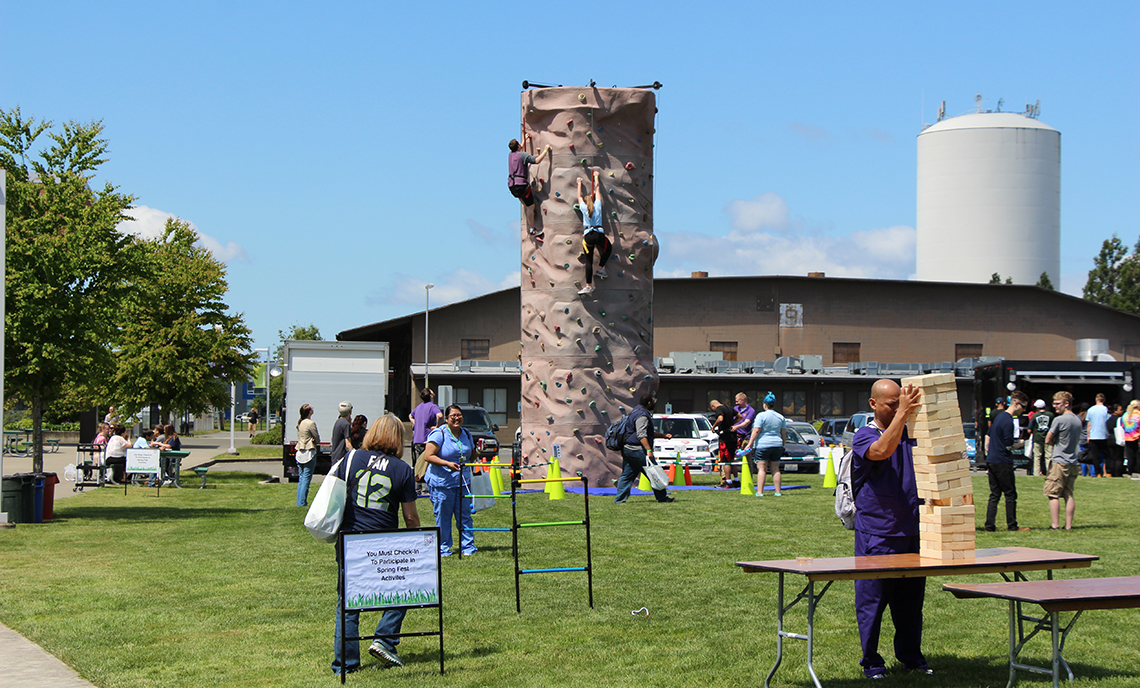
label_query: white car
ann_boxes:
[651,414,716,463]
[788,422,822,449]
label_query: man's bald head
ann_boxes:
[868,378,902,427]
[871,379,899,401]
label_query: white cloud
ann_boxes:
[725,192,791,233]
[365,268,520,308]
[117,205,249,263]
[660,192,915,280]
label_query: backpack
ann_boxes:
[605,415,632,451]
[604,406,646,451]
[834,424,882,529]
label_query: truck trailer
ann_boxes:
[280,340,389,481]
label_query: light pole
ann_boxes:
[425,283,434,391]
[254,347,271,432]
[228,381,237,455]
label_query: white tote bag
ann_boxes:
[469,471,496,512]
[643,456,669,491]
[304,454,351,543]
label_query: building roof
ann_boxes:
[920,112,1058,135]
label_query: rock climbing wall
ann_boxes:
[518,86,658,487]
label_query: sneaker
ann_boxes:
[773,492,783,497]
[368,641,404,667]
[1009,527,1031,532]
[868,671,888,679]
[595,268,608,279]
[755,490,765,497]
[578,284,595,296]
[906,666,934,676]
[658,496,675,503]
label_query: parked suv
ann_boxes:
[841,413,873,450]
[456,404,500,461]
[817,417,849,446]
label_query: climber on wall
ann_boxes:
[507,135,551,239]
[576,169,611,296]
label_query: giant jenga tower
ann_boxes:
[902,373,975,561]
[517,86,658,487]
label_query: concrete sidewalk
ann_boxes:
[0,622,97,687]
[2,431,284,500]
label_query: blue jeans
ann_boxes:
[332,599,407,672]
[614,447,670,502]
[430,485,475,556]
[296,459,315,506]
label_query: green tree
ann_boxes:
[269,324,322,414]
[111,218,255,423]
[1083,235,1140,314]
[2,108,140,471]
[1036,271,1055,290]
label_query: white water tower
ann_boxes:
[916,101,1060,285]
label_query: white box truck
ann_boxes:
[281,340,389,481]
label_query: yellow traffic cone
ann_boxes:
[547,459,565,500]
[822,448,838,489]
[489,464,503,496]
[637,472,651,491]
[740,455,755,495]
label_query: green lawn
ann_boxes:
[1,471,1138,687]
[208,445,283,461]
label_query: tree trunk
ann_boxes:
[32,392,44,474]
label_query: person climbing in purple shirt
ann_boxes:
[507,135,551,240]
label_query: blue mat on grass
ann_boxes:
[563,484,811,496]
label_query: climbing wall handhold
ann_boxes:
[578,94,586,102]
[564,398,572,404]
[539,311,546,320]
[555,192,561,197]
[594,370,602,377]
[592,326,601,334]
[586,131,592,138]
[625,162,636,170]
[565,238,572,245]
[589,400,597,408]
[563,263,569,269]
[611,211,617,218]
[576,317,582,325]
[580,387,586,394]
[546,415,554,422]
[563,307,570,314]
[539,381,547,391]
[599,309,606,316]
[628,254,635,261]
[609,172,615,177]
[594,345,601,351]
[555,381,561,387]
[567,119,573,127]
[573,203,580,210]
[581,158,588,166]
[566,372,572,382]
[625,364,632,372]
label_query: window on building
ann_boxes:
[453,388,469,404]
[482,388,508,427]
[833,342,860,364]
[461,338,489,360]
[955,343,983,360]
[782,391,806,419]
[819,391,843,417]
[710,341,738,362]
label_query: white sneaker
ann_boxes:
[595,268,608,279]
[578,284,595,295]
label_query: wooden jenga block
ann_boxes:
[910,418,956,431]
[920,504,975,517]
[920,548,976,561]
[912,449,965,465]
[928,493,974,507]
[902,373,955,388]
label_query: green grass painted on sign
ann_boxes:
[1,470,1139,687]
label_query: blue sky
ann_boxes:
[4,1,1137,354]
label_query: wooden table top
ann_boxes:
[736,547,1098,582]
[943,576,1140,612]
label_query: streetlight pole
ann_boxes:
[228,381,237,455]
[425,283,434,391]
[254,347,270,432]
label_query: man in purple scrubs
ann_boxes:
[851,379,932,679]
[409,389,443,494]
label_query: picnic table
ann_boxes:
[3,429,32,455]
[943,576,1140,688]
[736,547,1098,688]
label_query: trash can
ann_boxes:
[3,474,37,524]
[31,475,45,524]
[40,472,58,521]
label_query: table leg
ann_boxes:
[765,572,784,688]
[805,580,822,688]
[1050,611,1060,688]
[1007,600,1018,688]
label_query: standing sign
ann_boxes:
[125,448,162,496]
[337,527,444,681]
[343,530,440,609]
[126,448,160,474]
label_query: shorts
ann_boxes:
[717,436,737,462]
[754,445,783,469]
[509,183,534,206]
[1043,462,1079,500]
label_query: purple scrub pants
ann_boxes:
[853,531,928,677]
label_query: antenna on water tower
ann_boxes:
[996,98,1004,112]
[975,94,983,113]
[937,101,946,121]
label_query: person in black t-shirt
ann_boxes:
[984,391,1029,532]
[331,414,420,674]
[709,400,739,488]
